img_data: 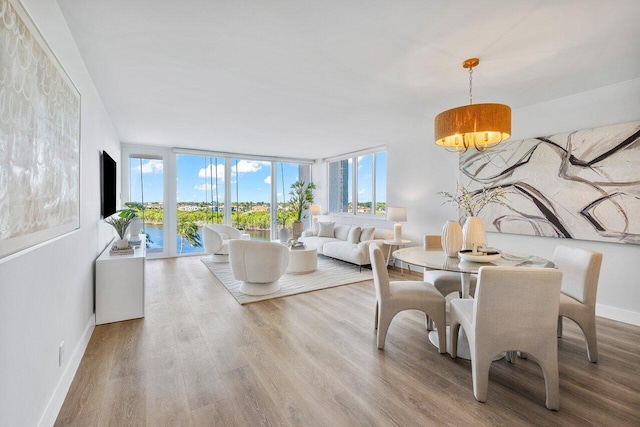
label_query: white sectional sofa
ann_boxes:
[299,222,393,269]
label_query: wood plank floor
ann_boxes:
[56,256,640,426]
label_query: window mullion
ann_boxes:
[372,153,376,216]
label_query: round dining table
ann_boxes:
[392,246,556,359]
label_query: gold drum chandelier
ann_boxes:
[434,58,511,153]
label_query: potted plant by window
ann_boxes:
[288,180,316,239]
[104,209,137,248]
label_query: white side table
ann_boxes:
[383,239,411,274]
[287,247,318,274]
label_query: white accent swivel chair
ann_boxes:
[450,266,563,410]
[554,246,603,363]
[369,245,446,352]
[203,224,242,262]
[229,240,290,295]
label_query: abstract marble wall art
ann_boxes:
[459,121,640,245]
[0,0,81,259]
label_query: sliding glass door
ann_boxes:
[175,154,226,254]
[123,144,314,257]
[127,155,164,255]
[230,158,271,241]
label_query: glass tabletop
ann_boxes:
[392,247,555,274]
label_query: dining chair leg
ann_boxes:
[557,316,563,338]
[582,317,599,363]
[538,350,560,410]
[376,308,395,349]
[449,321,461,358]
[374,301,379,330]
[471,350,492,403]
[424,313,434,331]
[432,310,447,354]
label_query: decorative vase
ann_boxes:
[441,220,463,257]
[278,227,290,243]
[292,220,303,239]
[116,238,129,249]
[127,217,142,239]
[462,216,486,251]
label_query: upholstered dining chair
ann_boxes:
[554,245,603,363]
[369,245,446,352]
[449,266,563,410]
[423,234,477,298]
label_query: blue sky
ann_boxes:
[128,153,386,204]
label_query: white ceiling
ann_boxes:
[57,0,640,159]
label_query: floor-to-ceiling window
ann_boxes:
[229,158,272,241]
[128,155,164,254]
[123,145,313,257]
[275,162,309,233]
[175,154,226,254]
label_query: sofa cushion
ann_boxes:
[334,224,351,241]
[348,226,362,243]
[323,241,369,265]
[360,226,375,241]
[318,222,335,237]
[297,236,339,254]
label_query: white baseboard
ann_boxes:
[596,303,640,326]
[38,314,95,427]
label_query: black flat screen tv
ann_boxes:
[101,151,117,218]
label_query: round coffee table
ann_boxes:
[287,247,317,274]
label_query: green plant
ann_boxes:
[277,209,290,228]
[177,218,202,253]
[438,184,507,217]
[288,180,316,221]
[104,210,135,239]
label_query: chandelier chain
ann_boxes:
[468,67,473,105]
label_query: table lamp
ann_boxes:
[387,207,407,242]
[309,204,322,227]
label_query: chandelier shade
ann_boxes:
[434,58,511,153]
[434,103,511,152]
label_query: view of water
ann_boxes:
[143,224,270,254]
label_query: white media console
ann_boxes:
[95,237,146,325]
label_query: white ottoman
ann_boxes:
[287,247,317,274]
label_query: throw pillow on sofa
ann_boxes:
[317,222,335,237]
[348,226,362,243]
[360,226,375,241]
[334,224,351,241]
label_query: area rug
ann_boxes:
[201,255,373,304]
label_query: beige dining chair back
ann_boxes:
[449,266,563,410]
[423,234,477,298]
[423,234,442,251]
[554,245,603,362]
[369,245,447,352]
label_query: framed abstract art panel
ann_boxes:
[0,0,81,259]
[459,121,640,245]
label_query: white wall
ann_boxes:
[388,77,640,325]
[0,0,120,425]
